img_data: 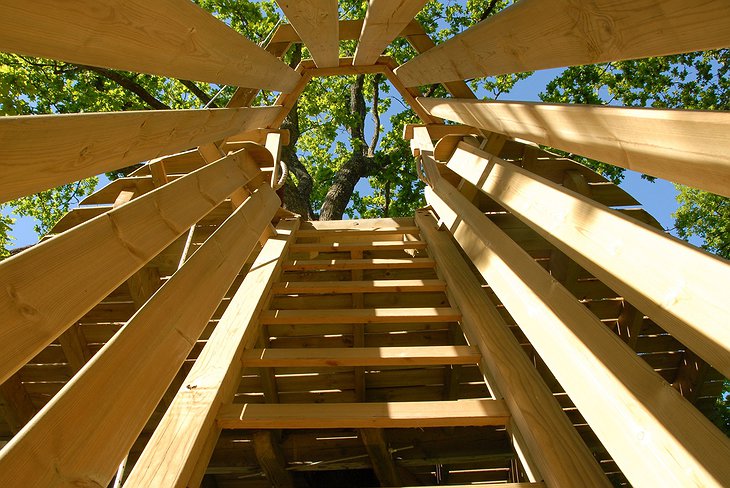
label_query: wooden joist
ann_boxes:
[0,185,280,487]
[290,240,427,252]
[395,0,730,86]
[0,106,279,203]
[0,149,260,385]
[242,346,480,367]
[272,279,446,294]
[0,0,300,91]
[124,219,299,487]
[354,0,429,65]
[276,1,339,68]
[420,98,730,197]
[445,141,730,379]
[260,308,461,324]
[423,172,730,487]
[282,258,435,271]
[217,399,510,429]
[416,210,611,488]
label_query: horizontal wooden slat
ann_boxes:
[242,346,480,367]
[217,399,509,429]
[272,279,446,294]
[0,0,300,91]
[302,217,417,231]
[395,0,730,86]
[0,106,279,203]
[421,98,730,197]
[290,240,427,252]
[260,308,461,325]
[295,226,420,237]
[283,258,435,271]
[0,149,260,385]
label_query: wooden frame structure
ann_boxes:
[0,1,729,487]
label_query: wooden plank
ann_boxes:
[395,0,730,86]
[242,346,480,367]
[424,174,730,487]
[421,99,730,197]
[276,1,339,68]
[0,374,36,435]
[354,0,429,65]
[360,429,402,487]
[416,210,611,488]
[0,0,300,91]
[272,279,446,294]
[0,149,260,385]
[260,307,460,325]
[295,226,419,237]
[283,258,435,271]
[302,217,416,230]
[269,19,426,44]
[290,240,427,252]
[0,186,280,487]
[445,141,730,379]
[0,106,279,203]
[252,431,295,488]
[124,219,299,487]
[218,399,510,429]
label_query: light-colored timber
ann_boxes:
[420,98,730,197]
[0,106,279,203]
[276,1,339,68]
[354,0,429,65]
[0,0,300,91]
[395,0,730,86]
[260,307,461,325]
[290,240,427,252]
[272,279,446,294]
[217,399,510,429]
[282,257,435,271]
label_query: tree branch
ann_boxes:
[80,65,171,110]
[179,79,218,107]
[480,0,500,21]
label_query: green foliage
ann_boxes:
[673,185,730,259]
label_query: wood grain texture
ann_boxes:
[276,0,339,68]
[0,186,280,487]
[395,0,730,86]
[421,98,730,197]
[445,140,730,379]
[354,0,429,65]
[0,149,260,385]
[217,399,510,429]
[424,174,730,488]
[0,0,301,90]
[260,307,461,324]
[124,219,298,488]
[0,106,279,203]
[416,210,611,488]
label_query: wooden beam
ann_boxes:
[421,98,730,197]
[242,346,480,367]
[276,1,339,68]
[0,374,36,435]
[0,106,279,203]
[260,307,461,324]
[416,210,611,488]
[58,324,93,375]
[217,399,510,429]
[124,219,299,487]
[272,279,446,294]
[444,140,730,379]
[0,149,260,385]
[360,429,402,487]
[282,258,435,271]
[252,431,295,488]
[354,0,429,65]
[269,18,427,44]
[423,174,730,487]
[0,186,281,487]
[0,0,301,91]
[395,0,730,86]
[290,240,427,252]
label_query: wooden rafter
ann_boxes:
[276,1,339,68]
[0,0,301,91]
[395,0,730,86]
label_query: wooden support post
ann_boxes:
[0,149,261,385]
[416,210,610,488]
[276,0,339,68]
[252,431,295,488]
[354,0,429,65]
[0,374,36,434]
[124,219,299,487]
[442,141,730,379]
[57,324,93,375]
[0,185,281,487]
[360,428,402,487]
[423,174,730,487]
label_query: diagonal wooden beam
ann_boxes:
[0,0,301,91]
[420,98,730,198]
[395,0,730,86]
[360,429,402,487]
[0,106,280,203]
[0,185,281,487]
[0,149,261,385]
[354,0,429,66]
[0,374,36,435]
[276,1,339,68]
[252,431,295,488]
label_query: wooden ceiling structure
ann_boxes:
[0,1,729,487]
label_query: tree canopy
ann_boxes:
[0,0,727,264]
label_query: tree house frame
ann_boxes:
[0,1,729,487]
